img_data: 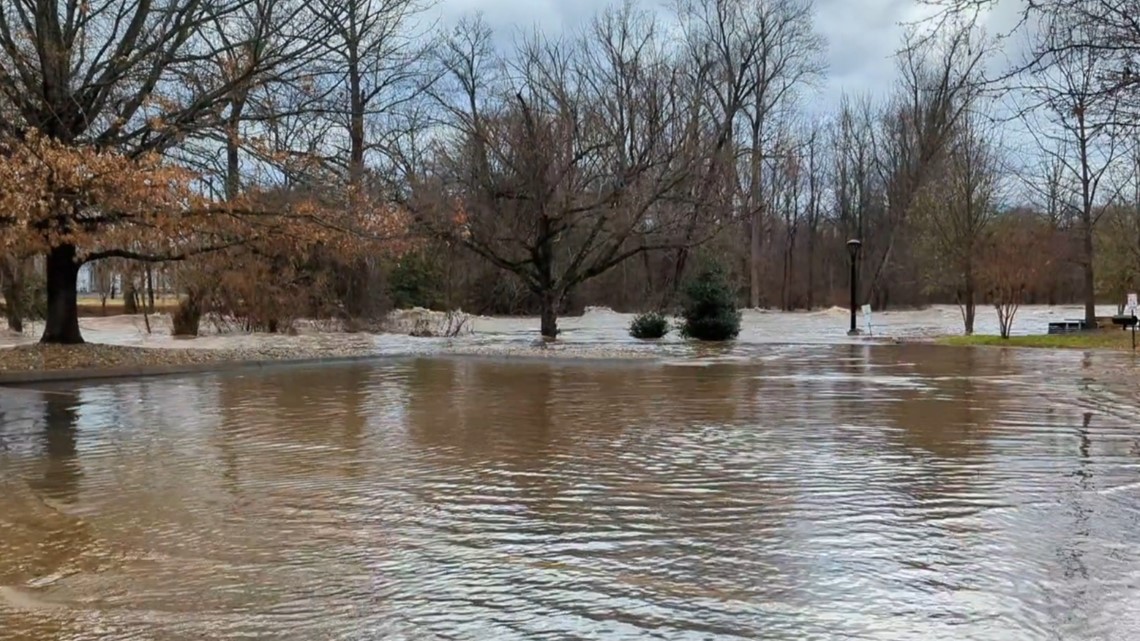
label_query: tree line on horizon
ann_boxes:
[1,0,1139,343]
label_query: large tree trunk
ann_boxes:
[962,292,976,335]
[539,290,559,339]
[41,245,84,344]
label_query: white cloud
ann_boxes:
[432,0,942,107]
[430,0,1036,121]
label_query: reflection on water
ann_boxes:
[2,345,1140,640]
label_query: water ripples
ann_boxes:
[2,345,1140,639]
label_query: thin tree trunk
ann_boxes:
[782,247,791,311]
[1,257,24,333]
[1078,112,1097,327]
[806,229,816,309]
[145,266,155,313]
[1082,221,1096,326]
[964,284,976,335]
[41,245,83,344]
[749,119,763,309]
[123,275,139,315]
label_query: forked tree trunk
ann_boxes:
[41,245,84,344]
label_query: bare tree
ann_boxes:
[920,112,1002,333]
[771,132,802,310]
[667,0,810,303]
[982,212,1051,338]
[831,95,882,284]
[801,119,825,309]
[733,0,825,309]
[1021,15,1125,325]
[924,0,1139,110]
[314,0,435,187]
[669,0,823,308]
[864,22,987,308]
[424,8,703,337]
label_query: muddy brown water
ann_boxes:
[2,344,1140,640]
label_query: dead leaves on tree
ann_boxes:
[0,129,410,266]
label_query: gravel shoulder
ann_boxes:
[0,342,375,373]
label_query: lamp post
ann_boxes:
[846,239,862,336]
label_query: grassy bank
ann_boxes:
[939,332,1137,350]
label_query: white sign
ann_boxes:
[1129,293,1138,316]
[862,304,873,336]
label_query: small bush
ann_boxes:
[21,271,47,321]
[171,295,202,337]
[629,311,670,339]
[680,266,741,341]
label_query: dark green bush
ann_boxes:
[629,311,669,339]
[388,252,444,310]
[680,266,741,341]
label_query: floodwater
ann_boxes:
[0,303,1128,356]
[3,344,1140,640]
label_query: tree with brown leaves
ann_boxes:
[981,213,1052,338]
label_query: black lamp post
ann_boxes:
[846,239,862,336]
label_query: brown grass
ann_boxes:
[75,301,181,317]
[0,295,182,318]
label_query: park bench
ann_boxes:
[1047,319,1092,334]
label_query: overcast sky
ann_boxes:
[431,0,1027,116]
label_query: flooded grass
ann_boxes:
[940,331,1138,350]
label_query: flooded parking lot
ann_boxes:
[2,342,1140,640]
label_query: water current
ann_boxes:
[3,339,1140,640]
